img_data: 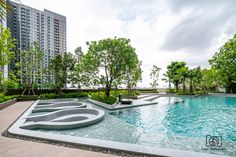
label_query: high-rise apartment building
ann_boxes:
[6,0,66,83]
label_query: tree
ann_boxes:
[178,66,188,94]
[150,65,161,91]
[124,61,142,94]
[82,37,140,97]
[74,46,83,63]
[188,66,202,93]
[0,25,16,96]
[20,42,43,95]
[68,47,90,91]
[209,34,236,93]
[166,61,186,92]
[162,71,172,91]
[200,68,222,92]
[49,52,76,94]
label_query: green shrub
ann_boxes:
[137,90,159,93]
[90,92,117,105]
[110,90,139,97]
[40,93,57,99]
[166,89,175,93]
[0,95,19,103]
[176,89,195,95]
[40,92,88,99]
[18,95,38,101]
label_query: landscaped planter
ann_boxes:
[122,95,138,99]
[18,95,39,101]
[0,98,17,110]
[87,98,118,110]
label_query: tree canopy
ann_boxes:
[166,61,187,92]
[0,25,16,96]
[209,34,236,93]
[20,42,43,95]
[82,37,141,97]
[68,47,91,91]
[49,52,76,94]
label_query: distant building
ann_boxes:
[6,0,66,83]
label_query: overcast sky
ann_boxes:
[20,0,236,87]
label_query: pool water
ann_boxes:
[113,96,236,142]
[40,96,236,156]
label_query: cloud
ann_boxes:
[162,0,236,52]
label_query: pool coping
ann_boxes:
[6,99,228,157]
[87,98,158,110]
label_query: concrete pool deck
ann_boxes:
[0,101,115,157]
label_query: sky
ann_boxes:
[19,0,236,88]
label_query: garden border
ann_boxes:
[0,98,17,110]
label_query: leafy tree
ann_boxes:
[209,34,236,93]
[82,37,140,97]
[124,61,142,94]
[20,42,43,95]
[49,52,76,94]
[166,61,186,92]
[162,71,172,91]
[74,46,83,63]
[200,68,222,92]
[150,65,161,91]
[178,66,188,94]
[188,66,202,93]
[0,25,17,98]
[68,47,90,91]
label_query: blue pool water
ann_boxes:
[112,96,236,142]
[40,96,236,156]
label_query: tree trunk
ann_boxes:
[105,87,111,97]
[203,82,206,93]
[21,83,33,95]
[175,83,179,93]
[183,78,186,94]
[226,83,232,93]
[78,85,81,92]
[55,86,62,94]
[21,87,27,96]
[168,80,171,91]
[226,78,233,93]
[127,83,131,96]
[190,79,193,93]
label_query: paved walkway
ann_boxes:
[0,101,115,157]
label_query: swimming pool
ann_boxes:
[9,96,236,156]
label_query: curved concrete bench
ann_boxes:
[32,102,87,113]
[21,108,105,130]
[38,99,78,105]
[32,105,87,113]
[35,102,86,108]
